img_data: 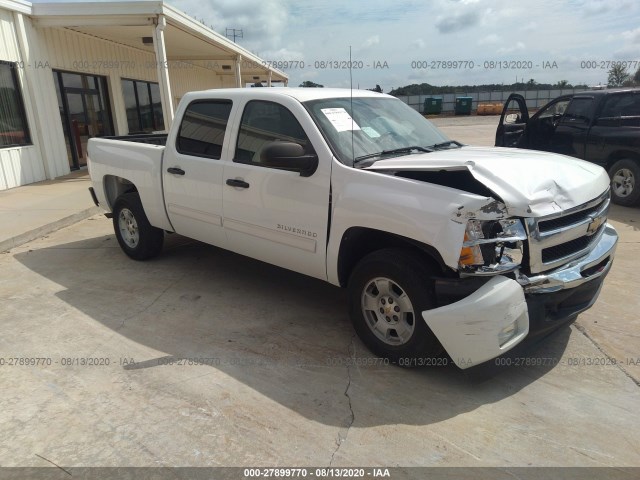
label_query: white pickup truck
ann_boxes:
[88,88,618,369]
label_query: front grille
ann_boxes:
[541,233,599,263]
[538,202,604,233]
[525,191,610,274]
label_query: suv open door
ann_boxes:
[495,94,529,147]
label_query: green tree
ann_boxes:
[554,80,570,88]
[607,64,630,87]
[299,80,324,88]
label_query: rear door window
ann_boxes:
[176,100,233,159]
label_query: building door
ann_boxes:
[53,71,113,170]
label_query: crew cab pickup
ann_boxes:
[88,88,618,369]
[495,89,640,206]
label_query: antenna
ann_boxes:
[350,45,355,167]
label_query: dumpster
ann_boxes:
[423,97,443,115]
[455,96,473,115]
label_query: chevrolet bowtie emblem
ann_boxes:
[587,215,604,235]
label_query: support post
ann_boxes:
[153,15,174,130]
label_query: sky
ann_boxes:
[36,0,640,92]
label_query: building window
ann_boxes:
[0,61,31,148]
[176,100,233,159]
[122,79,164,133]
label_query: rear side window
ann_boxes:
[596,94,640,127]
[234,100,310,165]
[561,98,593,125]
[176,100,232,159]
[600,94,640,118]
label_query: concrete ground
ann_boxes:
[0,169,99,252]
[430,114,500,146]
[0,116,639,471]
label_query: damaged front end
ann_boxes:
[425,193,617,370]
[423,198,532,369]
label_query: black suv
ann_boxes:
[495,89,640,206]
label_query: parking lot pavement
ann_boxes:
[1,214,639,468]
[429,115,500,146]
[577,205,640,383]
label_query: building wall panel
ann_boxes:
[0,9,46,190]
[169,65,228,108]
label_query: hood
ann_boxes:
[364,146,610,217]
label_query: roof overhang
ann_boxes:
[29,1,287,83]
[0,0,33,15]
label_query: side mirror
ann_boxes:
[260,141,319,177]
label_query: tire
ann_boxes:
[609,159,640,206]
[112,192,164,260]
[347,248,442,366]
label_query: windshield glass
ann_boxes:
[303,96,451,165]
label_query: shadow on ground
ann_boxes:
[14,231,572,428]
[608,203,640,231]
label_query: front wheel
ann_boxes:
[347,248,442,366]
[609,159,640,206]
[112,192,164,260]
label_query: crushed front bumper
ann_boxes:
[423,223,618,369]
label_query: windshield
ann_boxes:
[304,96,451,166]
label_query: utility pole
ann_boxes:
[225,28,243,43]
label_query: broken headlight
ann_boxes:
[458,219,527,275]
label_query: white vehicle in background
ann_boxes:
[87,88,618,369]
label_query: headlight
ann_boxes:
[458,219,527,275]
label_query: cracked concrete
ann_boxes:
[329,335,356,466]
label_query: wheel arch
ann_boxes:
[606,150,640,172]
[103,175,138,210]
[337,227,449,288]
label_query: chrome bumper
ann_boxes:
[517,223,618,294]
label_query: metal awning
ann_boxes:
[31,1,288,128]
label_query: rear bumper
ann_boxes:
[423,224,618,369]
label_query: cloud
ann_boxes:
[621,27,640,43]
[435,11,480,33]
[172,0,290,51]
[497,42,525,55]
[478,34,500,45]
[410,38,426,49]
[362,35,380,49]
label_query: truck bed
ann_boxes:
[102,133,168,146]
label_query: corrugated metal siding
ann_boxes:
[39,27,157,82]
[0,9,46,190]
[169,65,227,108]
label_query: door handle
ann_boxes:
[167,167,185,175]
[226,178,250,189]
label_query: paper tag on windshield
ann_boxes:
[321,108,361,132]
[361,126,380,138]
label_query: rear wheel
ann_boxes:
[609,159,640,206]
[347,248,442,366]
[112,192,164,260]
